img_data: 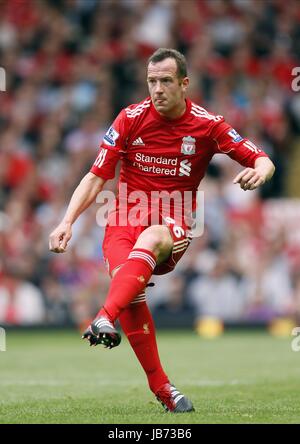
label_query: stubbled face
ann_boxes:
[147,58,189,119]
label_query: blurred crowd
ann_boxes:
[1,0,300,328]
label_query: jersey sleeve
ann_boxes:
[90,109,128,180]
[209,118,269,168]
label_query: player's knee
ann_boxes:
[135,225,173,258]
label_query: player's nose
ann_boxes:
[154,81,163,93]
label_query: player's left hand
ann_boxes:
[233,167,266,191]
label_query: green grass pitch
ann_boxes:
[0,329,299,424]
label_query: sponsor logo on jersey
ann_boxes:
[132,137,145,146]
[135,153,177,165]
[103,126,119,146]
[179,159,192,177]
[181,136,196,155]
[133,153,177,175]
[228,129,243,143]
[132,153,193,177]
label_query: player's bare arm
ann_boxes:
[49,172,106,253]
[233,157,275,191]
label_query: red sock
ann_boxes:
[97,248,156,322]
[119,299,169,393]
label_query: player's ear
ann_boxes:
[181,77,189,92]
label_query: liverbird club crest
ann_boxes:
[181,136,196,155]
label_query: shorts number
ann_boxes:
[164,217,185,239]
[173,225,185,238]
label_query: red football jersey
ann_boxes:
[91,97,268,226]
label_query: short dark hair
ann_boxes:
[148,48,187,79]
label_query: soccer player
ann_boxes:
[49,48,275,413]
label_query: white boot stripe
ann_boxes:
[174,394,184,404]
[95,319,114,328]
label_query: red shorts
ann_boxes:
[102,214,192,276]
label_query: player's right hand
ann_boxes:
[49,222,72,253]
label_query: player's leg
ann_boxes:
[119,297,194,412]
[82,224,172,347]
[97,224,173,322]
[118,287,169,396]
[81,225,132,348]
